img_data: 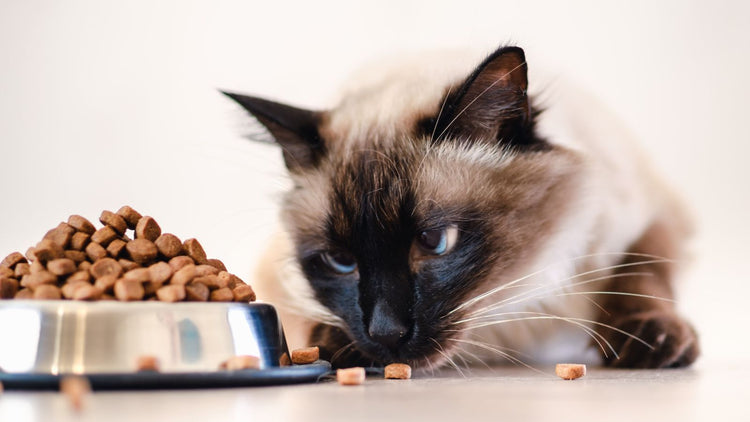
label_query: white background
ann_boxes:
[1,0,747,361]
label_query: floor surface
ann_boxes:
[1,359,747,422]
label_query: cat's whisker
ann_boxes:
[553,291,676,302]
[448,338,549,376]
[330,341,357,364]
[430,338,466,378]
[430,87,453,143]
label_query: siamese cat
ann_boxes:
[223,45,699,370]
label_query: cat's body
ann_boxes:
[226,46,699,369]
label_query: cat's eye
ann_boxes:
[320,251,358,274]
[416,225,459,255]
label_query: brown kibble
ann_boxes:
[72,285,103,301]
[291,346,319,364]
[67,215,96,234]
[94,275,117,293]
[14,263,30,278]
[135,216,161,241]
[193,275,222,290]
[217,271,243,289]
[114,279,144,301]
[68,271,92,284]
[185,282,209,301]
[106,239,127,258]
[0,267,13,278]
[232,284,256,302]
[25,247,37,262]
[154,233,182,258]
[14,288,33,299]
[78,261,92,272]
[33,284,61,300]
[195,264,219,277]
[279,352,291,367]
[90,258,123,280]
[118,259,139,272]
[65,250,88,263]
[126,239,158,265]
[47,258,77,276]
[171,264,196,285]
[62,281,91,299]
[70,232,91,251]
[123,268,150,283]
[30,260,45,273]
[101,294,116,301]
[384,363,412,380]
[136,355,160,372]
[21,271,57,288]
[183,238,207,265]
[148,262,172,285]
[43,223,75,248]
[206,259,227,272]
[85,242,107,262]
[60,375,90,411]
[156,284,185,302]
[1,251,27,268]
[116,206,142,229]
[337,367,366,386]
[555,363,586,380]
[99,210,127,235]
[209,287,233,302]
[224,355,260,371]
[91,226,117,246]
[168,256,194,273]
[34,240,64,262]
[0,276,19,298]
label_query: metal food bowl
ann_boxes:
[0,300,330,389]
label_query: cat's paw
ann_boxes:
[601,310,700,368]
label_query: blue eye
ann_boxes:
[416,225,459,255]
[321,251,358,274]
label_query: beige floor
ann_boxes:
[0,360,747,422]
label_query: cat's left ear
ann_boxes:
[222,91,325,172]
[433,46,537,148]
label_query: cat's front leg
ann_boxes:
[309,323,374,368]
[595,220,700,368]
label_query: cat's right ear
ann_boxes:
[221,91,325,172]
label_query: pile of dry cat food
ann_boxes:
[0,206,255,302]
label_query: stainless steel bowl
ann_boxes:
[0,300,330,388]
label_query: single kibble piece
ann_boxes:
[135,216,161,241]
[168,256,194,273]
[60,375,91,411]
[30,260,45,273]
[85,242,107,262]
[206,259,227,272]
[72,285,103,301]
[0,267,13,278]
[0,277,19,299]
[171,264,196,285]
[118,259,139,272]
[154,233,182,258]
[135,355,160,371]
[77,261,92,272]
[67,215,96,234]
[209,287,233,302]
[64,250,88,263]
[194,275,221,290]
[70,232,90,251]
[68,271,92,284]
[106,239,127,258]
[218,271,242,289]
[62,281,91,299]
[99,210,127,235]
[21,271,57,288]
[337,367,366,386]
[47,258,77,276]
[123,268,151,283]
[185,282,209,301]
[195,264,219,277]
[232,284,256,302]
[148,261,172,285]
[183,238,208,265]
[114,279,145,301]
[94,275,117,293]
[225,355,260,371]
[34,285,62,300]
[555,363,586,380]
[384,363,412,380]
[126,239,158,264]
[291,346,319,364]
[156,284,186,302]
[1,251,28,268]
[14,288,33,299]
[33,240,64,262]
[90,258,123,280]
[14,263,30,278]
[116,206,142,229]
[91,226,117,246]
[43,223,75,248]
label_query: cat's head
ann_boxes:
[225,46,584,367]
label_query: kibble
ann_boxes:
[291,346,319,364]
[337,367,366,386]
[555,363,586,380]
[135,355,160,372]
[0,207,254,303]
[224,355,260,370]
[384,363,412,379]
[60,375,91,411]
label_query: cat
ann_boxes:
[223,45,700,370]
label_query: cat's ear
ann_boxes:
[433,46,537,148]
[222,91,325,171]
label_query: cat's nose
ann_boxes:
[368,300,408,351]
